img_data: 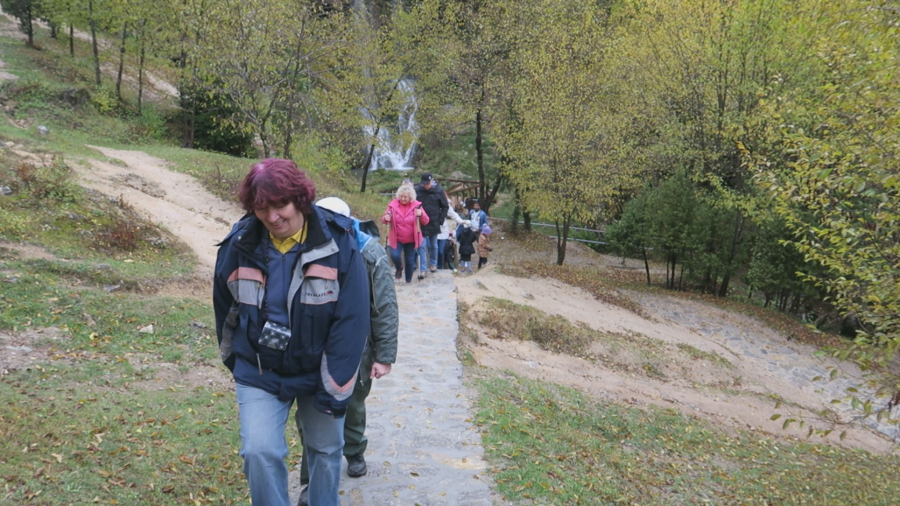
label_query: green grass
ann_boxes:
[0,256,249,504]
[0,363,245,505]
[473,371,900,506]
[475,297,598,358]
[0,269,212,352]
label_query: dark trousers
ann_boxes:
[298,372,372,485]
[478,257,488,269]
[437,238,447,269]
[390,242,417,282]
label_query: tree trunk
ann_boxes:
[137,22,145,115]
[718,274,731,297]
[69,24,74,57]
[643,248,651,286]
[178,43,194,148]
[523,210,531,232]
[25,6,34,47]
[511,206,519,235]
[25,4,34,47]
[360,123,381,193]
[116,23,128,101]
[49,21,58,39]
[360,77,406,193]
[665,254,672,288]
[719,210,744,298]
[475,107,485,200]
[89,1,101,86]
[260,129,271,158]
[482,174,504,213]
[282,49,305,160]
[555,218,570,266]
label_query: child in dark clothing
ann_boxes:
[456,221,477,274]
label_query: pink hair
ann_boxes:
[238,158,316,214]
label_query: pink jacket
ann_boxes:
[382,199,429,249]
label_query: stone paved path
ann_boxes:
[634,293,899,439]
[289,272,499,505]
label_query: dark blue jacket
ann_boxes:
[213,205,370,417]
[457,226,476,256]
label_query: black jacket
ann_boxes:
[457,226,476,256]
[413,181,449,236]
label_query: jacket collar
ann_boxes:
[232,207,336,265]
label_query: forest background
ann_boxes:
[0,0,897,500]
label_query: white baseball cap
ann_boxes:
[316,197,351,217]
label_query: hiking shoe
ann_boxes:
[346,453,367,477]
[296,485,308,506]
[429,265,437,273]
[395,266,402,279]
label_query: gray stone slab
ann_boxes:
[289,272,501,505]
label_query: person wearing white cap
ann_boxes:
[294,197,399,506]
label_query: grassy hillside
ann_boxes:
[0,21,390,505]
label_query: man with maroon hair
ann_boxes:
[213,158,369,506]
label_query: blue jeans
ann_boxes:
[437,238,447,269]
[390,242,417,282]
[419,234,438,269]
[236,384,344,506]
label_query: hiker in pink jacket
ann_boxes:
[382,184,429,283]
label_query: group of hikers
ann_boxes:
[213,159,489,506]
[382,172,492,282]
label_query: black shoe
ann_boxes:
[417,272,425,281]
[346,453,367,477]
[297,485,308,506]
[395,268,402,279]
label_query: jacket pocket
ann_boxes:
[294,307,329,371]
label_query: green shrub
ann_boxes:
[129,108,168,141]
[89,85,119,114]
[19,158,82,203]
[3,78,57,113]
[0,206,27,239]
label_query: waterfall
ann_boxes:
[364,79,418,171]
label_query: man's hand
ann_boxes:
[370,362,392,379]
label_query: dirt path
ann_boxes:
[456,243,898,455]
[76,145,242,273]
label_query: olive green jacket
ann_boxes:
[357,220,399,377]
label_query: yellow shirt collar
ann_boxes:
[269,220,307,254]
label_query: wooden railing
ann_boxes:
[491,217,608,245]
